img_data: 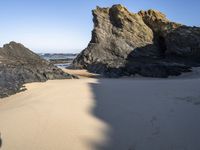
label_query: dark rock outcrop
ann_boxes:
[73,4,200,77]
[0,41,75,98]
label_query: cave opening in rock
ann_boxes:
[158,36,167,57]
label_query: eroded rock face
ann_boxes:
[138,10,200,58]
[73,4,200,77]
[0,42,75,98]
[73,5,156,69]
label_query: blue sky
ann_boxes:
[0,0,199,53]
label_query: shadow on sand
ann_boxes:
[89,78,200,150]
[0,134,2,149]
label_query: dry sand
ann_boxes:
[64,69,100,78]
[0,79,108,150]
[0,70,200,150]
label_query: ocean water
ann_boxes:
[39,53,77,68]
[54,63,72,68]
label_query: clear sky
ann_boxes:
[0,0,199,53]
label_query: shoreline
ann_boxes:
[1,67,200,100]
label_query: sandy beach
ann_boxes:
[0,70,200,150]
[1,0,200,149]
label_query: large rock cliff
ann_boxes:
[0,42,75,98]
[73,4,200,77]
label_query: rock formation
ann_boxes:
[73,4,200,77]
[0,41,75,98]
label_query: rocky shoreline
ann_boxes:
[1,4,200,98]
[0,42,76,98]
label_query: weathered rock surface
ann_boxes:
[73,4,200,77]
[0,42,75,98]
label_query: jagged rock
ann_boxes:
[138,9,181,35]
[165,26,200,58]
[73,4,156,69]
[0,42,76,98]
[73,4,200,77]
[138,10,200,58]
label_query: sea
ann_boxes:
[39,53,77,68]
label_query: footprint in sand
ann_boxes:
[176,96,200,106]
[150,116,160,136]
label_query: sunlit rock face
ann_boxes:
[0,41,75,98]
[73,4,200,77]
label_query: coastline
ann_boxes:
[0,2,200,150]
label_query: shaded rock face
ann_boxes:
[73,4,200,77]
[0,42,75,98]
[138,10,200,58]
